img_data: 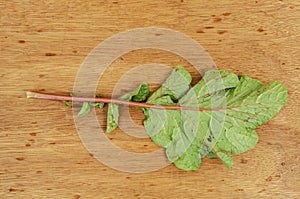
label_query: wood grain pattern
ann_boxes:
[1,0,299,198]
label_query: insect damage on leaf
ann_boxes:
[30,66,287,171]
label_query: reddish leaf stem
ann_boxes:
[26,91,225,111]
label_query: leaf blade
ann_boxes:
[143,68,287,170]
[106,103,119,133]
[106,83,150,133]
[147,66,192,104]
[78,102,91,116]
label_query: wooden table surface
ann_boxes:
[1,0,299,198]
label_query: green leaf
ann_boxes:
[63,100,71,108]
[216,151,233,168]
[89,101,104,108]
[143,67,287,170]
[213,127,258,154]
[143,109,181,147]
[106,103,119,133]
[120,83,150,102]
[106,83,150,133]
[173,141,202,170]
[179,70,240,108]
[147,66,192,104]
[78,102,91,116]
[63,93,74,108]
[76,95,104,116]
[144,66,192,148]
[89,95,105,108]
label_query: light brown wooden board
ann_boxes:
[1,0,299,198]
